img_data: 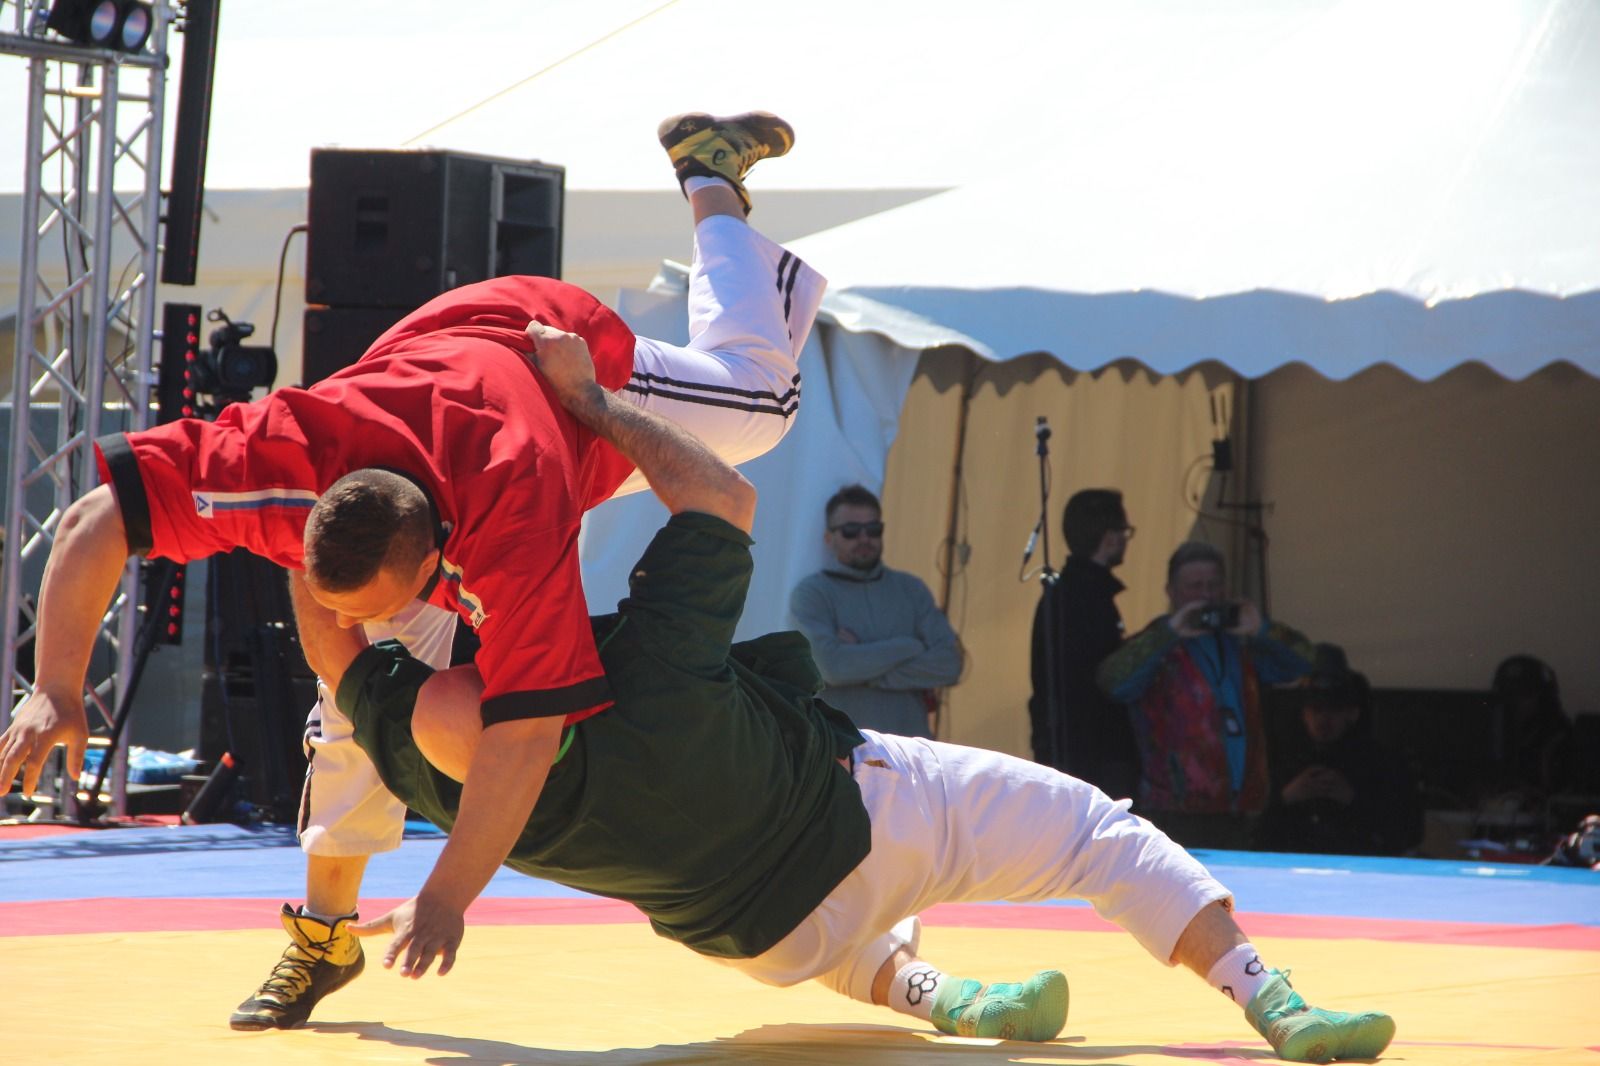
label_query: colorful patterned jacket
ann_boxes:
[1097,616,1313,814]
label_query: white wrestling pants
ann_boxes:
[721,730,1233,1003]
[298,215,826,856]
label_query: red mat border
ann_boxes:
[3,897,1596,950]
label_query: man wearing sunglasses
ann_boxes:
[788,485,962,738]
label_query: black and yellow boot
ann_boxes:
[229,903,364,1030]
[657,111,794,215]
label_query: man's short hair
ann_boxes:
[1166,541,1226,585]
[304,469,434,592]
[1061,489,1125,557]
[825,483,881,524]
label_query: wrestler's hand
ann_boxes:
[0,689,88,795]
[524,320,600,411]
[349,892,464,979]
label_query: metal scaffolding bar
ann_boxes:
[2,4,172,818]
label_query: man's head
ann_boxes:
[303,469,439,627]
[1063,488,1131,568]
[823,484,884,571]
[1491,654,1562,722]
[1165,541,1226,611]
[1301,666,1371,746]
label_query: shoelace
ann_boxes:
[697,127,768,175]
[728,130,774,171]
[255,934,337,1000]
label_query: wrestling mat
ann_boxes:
[3,822,1596,1064]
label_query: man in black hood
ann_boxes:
[1257,647,1422,856]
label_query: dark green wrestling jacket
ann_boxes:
[338,512,871,959]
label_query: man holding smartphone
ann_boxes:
[1096,542,1314,848]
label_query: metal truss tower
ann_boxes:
[1,1,173,816]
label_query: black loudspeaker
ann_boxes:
[301,305,409,386]
[160,0,218,285]
[305,148,564,309]
[199,549,318,822]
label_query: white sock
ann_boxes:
[298,905,353,925]
[683,175,731,195]
[1205,943,1272,1007]
[888,960,950,1022]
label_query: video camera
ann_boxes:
[188,309,278,407]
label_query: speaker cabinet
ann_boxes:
[305,148,564,309]
[301,305,409,386]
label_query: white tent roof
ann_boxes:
[9,0,1590,383]
[786,0,1600,380]
[10,0,1244,194]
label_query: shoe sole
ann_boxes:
[656,111,794,159]
[1273,1012,1396,1064]
[227,1013,278,1032]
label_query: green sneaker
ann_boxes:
[656,110,795,215]
[229,904,365,1030]
[930,970,1068,1041]
[1245,969,1395,1063]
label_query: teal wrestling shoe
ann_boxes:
[1245,969,1396,1063]
[930,969,1068,1041]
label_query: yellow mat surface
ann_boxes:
[7,924,1596,1064]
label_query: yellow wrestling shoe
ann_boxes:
[229,903,364,1030]
[657,110,795,215]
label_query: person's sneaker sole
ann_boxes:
[1269,1008,1396,1063]
[656,111,795,162]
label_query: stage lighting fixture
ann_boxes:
[46,0,154,53]
[114,1,152,51]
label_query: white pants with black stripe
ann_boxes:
[299,215,826,857]
[720,730,1233,1003]
[615,213,821,495]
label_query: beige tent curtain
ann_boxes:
[1251,361,1600,715]
[880,355,1600,762]
[881,351,1239,756]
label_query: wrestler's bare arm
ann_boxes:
[287,570,368,693]
[526,321,755,532]
[0,485,129,793]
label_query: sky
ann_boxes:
[1,0,683,192]
[1,0,1592,302]
[0,0,1302,194]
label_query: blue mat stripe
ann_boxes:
[3,826,1597,925]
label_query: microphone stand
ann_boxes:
[1027,416,1064,769]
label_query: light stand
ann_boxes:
[1025,416,1065,768]
[1209,388,1271,614]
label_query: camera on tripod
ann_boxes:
[188,309,277,407]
